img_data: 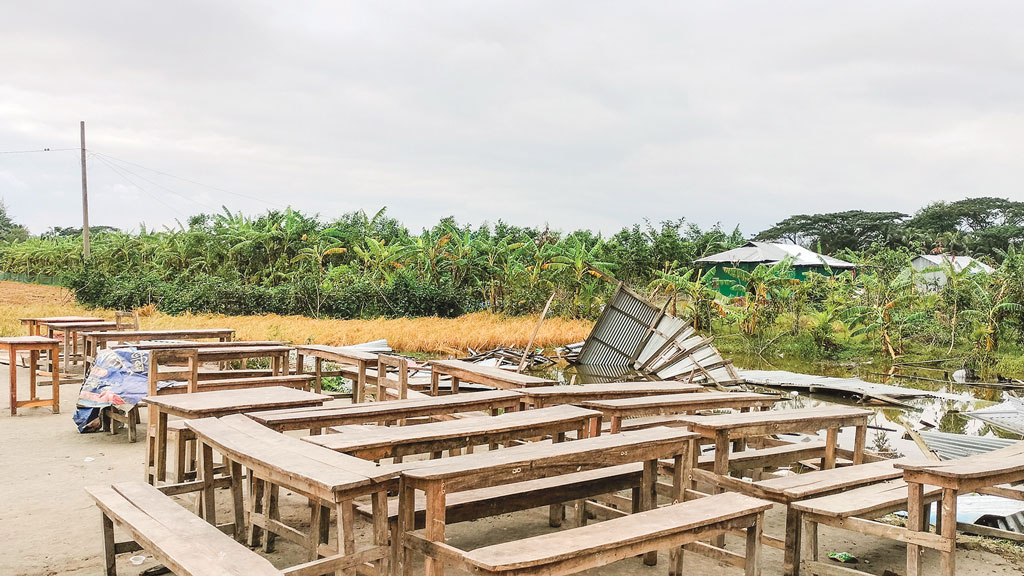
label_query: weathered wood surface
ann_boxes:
[158,375,315,395]
[123,340,283,350]
[305,405,599,460]
[896,441,1024,489]
[248,389,523,431]
[21,316,103,336]
[429,359,555,393]
[752,458,914,502]
[399,426,697,491]
[459,493,771,572]
[145,386,329,418]
[521,381,703,408]
[85,329,235,343]
[793,479,942,518]
[86,481,282,576]
[294,344,378,363]
[676,406,871,436]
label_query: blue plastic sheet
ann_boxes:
[73,348,174,432]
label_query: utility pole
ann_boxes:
[80,120,90,259]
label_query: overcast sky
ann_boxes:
[2,1,1023,236]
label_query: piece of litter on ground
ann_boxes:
[828,552,858,564]
[129,555,146,565]
[83,457,95,462]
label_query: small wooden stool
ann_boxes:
[2,336,61,415]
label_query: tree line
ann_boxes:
[1,196,1023,365]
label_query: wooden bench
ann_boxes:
[521,381,704,408]
[82,328,235,370]
[428,358,555,394]
[294,344,379,399]
[86,481,283,576]
[792,479,943,576]
[397,427,702,575]
[897,442,1024,576]
[583,391,780,435]
[433,493,772,576]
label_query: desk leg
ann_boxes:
[642,459,658,566]
[783,508,802,576]
[610,415,622,434]
[430,371,439,396]
[229,459,244,541]
[823,426,838,469]
[669,451,686,576]
[372,491,389,576]
[940,488,957,576]
[295,352,304,377]
[397,477,415,576]
[451,376,460,394]
[7,346,16,416]
[308,500,324,561]
[713,432,730,547]
[746,513,764,576]
[62,328,70,377]
[906,481,925,576]
[29,350,38,401]
[199,442,216,524]
[51,344,60,414]
[853,423,867,465]
[423,481,447,576]
[156,411,168,483]
[312,356,322,394]
[356,361,366,403]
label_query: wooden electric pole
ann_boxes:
[80,120,90,258]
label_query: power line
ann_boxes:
[91,153,217,212]
[0,147,78,155]
[89,150,287,209]
[90,153,188,219]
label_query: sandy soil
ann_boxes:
[1,362,1021,576]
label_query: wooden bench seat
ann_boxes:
[357,463,645,527]
[793,479,942,519]
[420,492,772,575]
[159,374,314,394]
[659,441,829,476]
[86,481,281,576]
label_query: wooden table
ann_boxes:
[2,336,60,415]
[521,381,704,408]
[429,359,555,394]
[582,391,780,434]
[397,426,700,575]
[676,405,871,575]
[143,386,329,484]
[294,344,378,399]
[82,328,235,370]
[42,320,118,375]
[20,315,103,336]
[186,414,394,575]
[897,442,1024,576]
[305,405,600,461]
[248,389,524,433]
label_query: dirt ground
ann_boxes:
[1,362,1021,576]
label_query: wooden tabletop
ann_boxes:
[522,382,704,403]
[582,391,780,414]
[187,415,390,498]
[120,340,284,350]
[746,458,913,502]
[294,344,378,363]
[675,406,871,437]
[143,386,329,418]
[83,329,235,340]
[0,336,61,345]
[304,405,600,458]
[430,359,556,387]
[20,316,103,323]
[248,389,523,431]
[896,441,1024,487]
[398,426,699,491]
[42,321,118,330]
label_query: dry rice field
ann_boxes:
[0,281,593,353]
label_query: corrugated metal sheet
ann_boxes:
[964,397,1024,436]
[918,430,1019,460]
[577,282,739,385]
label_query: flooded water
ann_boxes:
[526,353,1023,459]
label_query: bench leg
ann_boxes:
[906,481,925,576]
[174,433,187,484]
[783,508,801,576]
[248,477,265,547]
[337,500,356,575]
[309,501,325,561]
[229,459,245,542]
[642,459,658,566]
[263,483,280,553]
[397,478,415,576]
[746,512,764,576]
[127,408,138,443]
[101,512,117,576]
[802,517,818,572]
[199,442,217,524]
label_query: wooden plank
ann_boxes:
[144,386,328,418]
[429,359,555,388]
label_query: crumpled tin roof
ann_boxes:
[963,396,1024,436]
[694,241,856,269]
[918,429,1019,460]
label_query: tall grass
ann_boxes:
[0,281,593,353]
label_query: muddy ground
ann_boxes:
[1,362,1021,576]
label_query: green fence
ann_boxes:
[0,272,62,286]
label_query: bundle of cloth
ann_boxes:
[73,348,177,432]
